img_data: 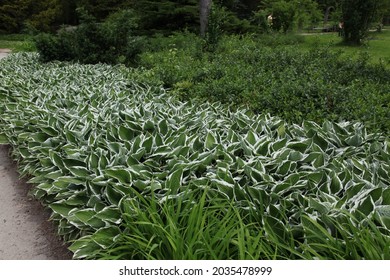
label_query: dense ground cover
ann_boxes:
[301,28,390,66]
[138,32,390,135]
[1,53,390,259]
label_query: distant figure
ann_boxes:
[267,14,273,27]
[338,21,344,37]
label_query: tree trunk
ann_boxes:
[200,0,212,37]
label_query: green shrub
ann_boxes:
[33,32,75,62]
[34,9,144,65]
[139,33,390,134]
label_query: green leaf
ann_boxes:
[166,168,183,193]
[105,185,123,206]
[345,134,362,147]
[357,196,374,216]
[158,119,168,135]
[49,151,65,169]
[329,171,342,194]
[382,189,390,205]
[272,138,287,152]
[95,207,121,224]
[313,153,325,168]
[54,176,86,186]
[264,215,290,242]
[0,133,8,144]
[312,133,329,151]
[255,139,271,156]
[72,209,96,224]
[91,226,121,249]
[105,168,132,184]
[306,171,324,184]
[245,130,257,146]
[205,131,216,149]
[49,203,75,217]
[88,153,99,170]
[99,154,109,170]
[69,237,102,259]
[40,126,58,136]
[142,136,154,153]
[287,141,309,153]
[63,158,86,168]
[275,160,292,176]
[108,142,122,154]
[173,133,187,147]
[85,217,106,229]
[118,125,134,141]
[143,120,155,132]
[44,170,64,180]
[309,198,329,214]
[30,132,51,142]
[68,166,90,177]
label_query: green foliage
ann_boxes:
[204,3,228,51]
[1,53,390,260]
[26,4,60,33]
[0,34,36,52]
[0,0,35,34]
[128,0,199,35]
[294,0,323,30]
[77,0,124,19]
[341,0,379,44]
[139,33,390,134]
[251,9,273,34]
[259,0,322,33]
[33,32,75,62]
[33,9,144,65]
[268,0,297,33]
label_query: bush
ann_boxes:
[341,0,379,44]
[33,32,75,62]
[34,9,144,65]
[139,33,390,134]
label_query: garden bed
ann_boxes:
[1,53,389,260]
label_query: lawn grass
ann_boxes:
[299,27,390,67]
[0,34,36,52]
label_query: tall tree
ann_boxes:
[0,0,33,33]
[341,0,378,44]
[200,0,212,36]
[376,0,390,26]
[127,0,199,34]
[77,0,124,19]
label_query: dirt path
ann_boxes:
[0,51,72,260]
[0,146,72,260]
[0,145,72,260]
[0,49,11,59]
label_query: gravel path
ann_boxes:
[0,50,72,260]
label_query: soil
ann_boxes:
[0,51,73,260]
[0,146,73,260]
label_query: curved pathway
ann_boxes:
[0,51,72,259]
